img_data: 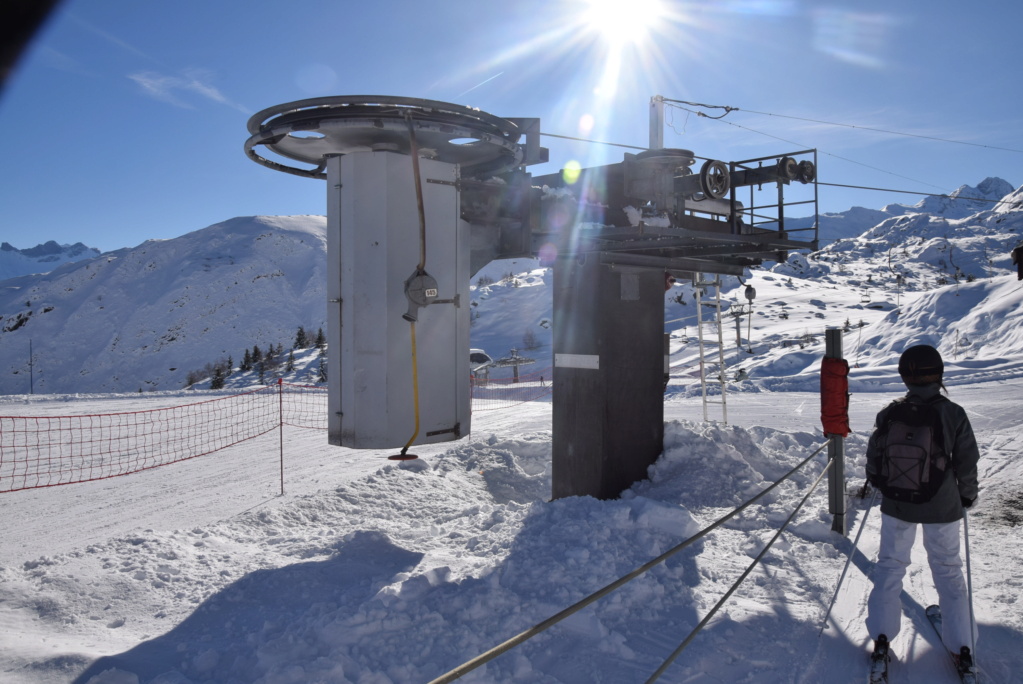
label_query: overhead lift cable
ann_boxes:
[665,101,946,191]
[661,98,1023,155]
[540,100,1015,206]
[538,132,713,162]
[540,131,648,151]
[814,179,1014,206]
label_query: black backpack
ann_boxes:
[876,396,949,504]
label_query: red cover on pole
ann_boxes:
[821,356,851,437]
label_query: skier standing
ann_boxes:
[864,344,980,663]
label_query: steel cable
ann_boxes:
[645,456,835,683]
[427,438,834,684]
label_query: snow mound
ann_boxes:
[6,421,848,684]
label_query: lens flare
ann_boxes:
[578,113,595,135]
[583,0,665,45]
[538,242,559,265]
[562,160,583,184]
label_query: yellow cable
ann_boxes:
[400,321,420,456]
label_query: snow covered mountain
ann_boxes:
[0,216,327,394]
[788,176,1016,244]
[0,240,101,281]
[2,180,1022,396]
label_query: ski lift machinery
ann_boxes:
[245,95,818,496]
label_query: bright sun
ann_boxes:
[583,0,665,45]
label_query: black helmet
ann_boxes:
[899,344,944,385]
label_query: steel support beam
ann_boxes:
[552,255,665,499]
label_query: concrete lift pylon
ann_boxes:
[244,94,820,501]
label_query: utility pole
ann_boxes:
[824,328,848,535]
[744,284,756,353]
[649,95,664,150]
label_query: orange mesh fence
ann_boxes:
[280,382,329,430]
[471,366,553,411]
[0,387,278,494]
[0,376,551,494]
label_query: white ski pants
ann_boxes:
[866,513,976,653]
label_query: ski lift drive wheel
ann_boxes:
[798,160,816,183]
[699,159,730,199]
[778,156,799,180]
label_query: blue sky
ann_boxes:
[1,0,1021,253]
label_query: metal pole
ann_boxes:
[747,304,753,353]
[825,327,847,535]
[278,378,285,496]
[29,339,34,395]
[820,489,878,635]
[696,274,708,423]
[649,95,664,150]
[964,509,978,663]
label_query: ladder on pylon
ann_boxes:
[695,274,728,424]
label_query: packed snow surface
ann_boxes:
[1,383,1021,684]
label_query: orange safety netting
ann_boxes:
[0,376,553,493]
[470,367,552,411]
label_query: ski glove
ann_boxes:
[961,496,975,509]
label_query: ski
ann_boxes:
[869,634,890,683]
[925,605,978,683]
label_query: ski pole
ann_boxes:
[819,488,879,636]
[963,508,978,664]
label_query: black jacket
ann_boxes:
[865,383,980,524]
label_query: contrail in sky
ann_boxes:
[457,72,505,98]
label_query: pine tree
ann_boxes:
[318,356,327,382]
[254,344,267,383]
[286,351,295,372]
[210,366,226,390]
[225,355,233,377]
[263,344,278,376]
[294,326,309,349]
[315,327,326,355]
[241,349,252,372]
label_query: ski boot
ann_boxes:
[869,634,890,683]
[953,646,978,684]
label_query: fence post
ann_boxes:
[824,328,847,535]
[278,378,284,496]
